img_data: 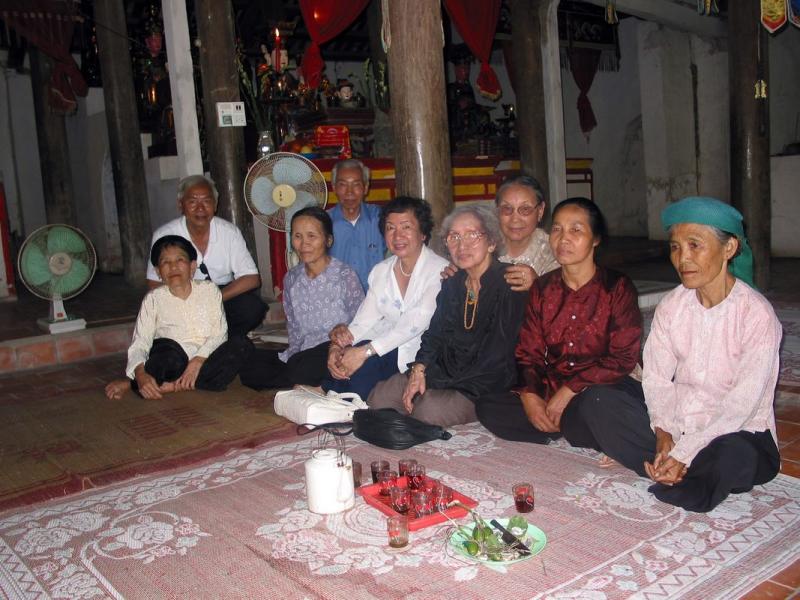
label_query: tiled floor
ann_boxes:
[0,247,798,598]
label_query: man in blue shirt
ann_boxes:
[328,159,386,291]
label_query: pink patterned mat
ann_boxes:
[1,423,798,599]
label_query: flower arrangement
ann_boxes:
[236,44,274,132]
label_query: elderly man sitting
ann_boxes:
[328,159,386,291]
[146,175,267,337]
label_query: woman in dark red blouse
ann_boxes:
[478,198,648,463]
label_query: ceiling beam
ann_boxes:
[582,0,726,37]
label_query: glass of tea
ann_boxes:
[411,490,430,517]
[378,470,398,496]
[390,486,411,515]
[387,515,409,548]
[371,460,390,484]
[407,464,426,490]
[512,482,535,513]
[398,458,418,478]
[351,461,363,488]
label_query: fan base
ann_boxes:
[37,317,87,334]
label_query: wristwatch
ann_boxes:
[364,344,375,358]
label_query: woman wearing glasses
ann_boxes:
[477,198,643,461]
[368,205,527,427]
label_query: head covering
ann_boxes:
[661,196,754,287]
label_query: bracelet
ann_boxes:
[411,363,426,375]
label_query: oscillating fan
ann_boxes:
[17,224,97,334]
[243,152,328,270]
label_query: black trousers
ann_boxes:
[222,287,267,338]
[240,341,331,390]
[132,337,253,393]
[477,377,781,512]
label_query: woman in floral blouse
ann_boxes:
[240,207,364,389]
[477,197,644,463]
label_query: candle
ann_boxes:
[273,28,282,73]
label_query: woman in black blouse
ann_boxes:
[368,205,527,427]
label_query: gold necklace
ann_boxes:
[463,281,479,330]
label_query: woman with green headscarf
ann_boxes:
[600,196,782,512]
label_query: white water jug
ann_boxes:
[305,449,355,514]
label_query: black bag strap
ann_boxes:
[296,421,354,437]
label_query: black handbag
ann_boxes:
[351,408,452,449]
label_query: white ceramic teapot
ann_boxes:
[305,449,355,514]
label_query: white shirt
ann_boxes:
[642,280,782,466]
[126,281,228,379]
[348,245,449,371]
[145,216,259,286]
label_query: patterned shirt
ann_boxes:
[498,228,560,277]
[126,280,227,379]
[643,280,781,466]
[279,258,364,362]
[517,267,642,397]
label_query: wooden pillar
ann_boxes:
[94,0,152,285]
[386,0,453,227]
[29,48,75,226]
[729,2,770,290]
[511,0,551,203]
[194,0,255,252]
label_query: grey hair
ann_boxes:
[332,159,370,184]
[668,224,741,258]
[440,204,505,257]
[495,174,545,206]
[177,175,219,204]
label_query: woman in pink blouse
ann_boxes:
[636,197,781,512]
[477,198,645,457]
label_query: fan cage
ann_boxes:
[17,224,98,301]
[243,152,328,232]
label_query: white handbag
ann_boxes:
[273,386,368,426]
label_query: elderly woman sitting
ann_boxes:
[368,205,528,427]
[604,197,782,512]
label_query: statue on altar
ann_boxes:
[447,44,492,148]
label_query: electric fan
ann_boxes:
[17,224,97,334]
[243,152,328,270]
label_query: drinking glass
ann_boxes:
[437,485,454,511]
[371,460,390,484]
[351,461,363,488]
[398,458,418,477]
[378,470,398,496]
[390,486,411,515]
[387,515,409,548]
[411,489,430,517]
[407,464,426,490]
[512,482,535,513]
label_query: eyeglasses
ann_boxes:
[198,263,211,281]
[498,203,541,217]
[445,231,485,247]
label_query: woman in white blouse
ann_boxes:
[325,197,449,401]
[104,235,252,400]
[587,197,782,513]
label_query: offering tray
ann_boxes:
[357,476,478,531]
[449,518,547,565]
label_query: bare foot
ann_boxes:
[598,454,618,468]
[105,379,130,400]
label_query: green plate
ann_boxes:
[449,518,547,565]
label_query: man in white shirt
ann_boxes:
[146,175,267,337]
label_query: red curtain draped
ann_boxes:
[0,0,88,114]
[568,47,601,136]
[443,0,502,100]
[298,0,371,89]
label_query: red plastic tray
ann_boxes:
[357,476,478,531]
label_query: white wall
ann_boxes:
[562,18,647,236]
[769,27,800,156]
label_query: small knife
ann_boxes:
[490,519,531,555]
